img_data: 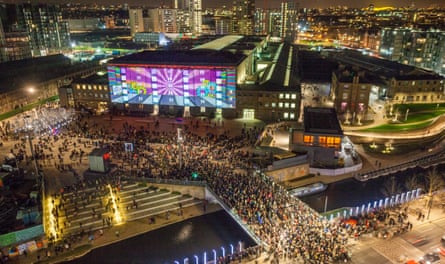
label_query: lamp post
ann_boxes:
[177,128,183,169]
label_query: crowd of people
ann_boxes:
[59,113,351,263]
[3,109,354,263]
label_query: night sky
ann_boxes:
[5,0,445,8]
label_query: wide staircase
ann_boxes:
[52,182,203,240]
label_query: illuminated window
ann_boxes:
[76,85,80,89]
[93,85,97,90]
[291,94,296,99]
[82,85,86,90]
[319,136,326,144]
[279,94,284,99]
[271,103,276,108]
[283,112,289,118]
[285,94,290,99]
[285,103,289,108]
[303,135,314,144]
[279,102,283,108]
[291,103,296,108]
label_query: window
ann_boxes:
[279,102,283,108]
[342,92,348,100]
[285,94,290,99]
[319,136,326,145]
[303,135,313,144]
[291,103,296,108]
[284,103,289,108]
[279,94,284,99]
[291,94,296,99]
[271,102,276,108]
[283,112,289,118]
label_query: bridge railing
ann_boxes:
[355,149,445,181]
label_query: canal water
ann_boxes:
[64,210,256,264]
[300,164,445,213]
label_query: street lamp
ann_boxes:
[177,128,183,169]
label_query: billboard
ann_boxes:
[108,65,236,108]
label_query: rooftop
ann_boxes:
[0,55,100,93]
[108,49,247,67]
[192,35,244,51]
[73,72,109,85]
[330,49,443,81]
[303,107,343,135]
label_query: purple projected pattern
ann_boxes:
[108,65,236,108]
[156,68,184,96]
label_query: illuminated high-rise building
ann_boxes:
[147,8,178,33]
[232,0,255,35]
[129,9,144,36]
[379,28,445,75]
[17,3,70,57]
[189,0,202,35]
[280,0,298,43]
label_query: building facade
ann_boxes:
[0,3,70,61]
[129,9,144,36]
[280,0,298,43]
[231,0,255,35]
[379,28,445,76]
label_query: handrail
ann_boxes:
[355,148,445,181]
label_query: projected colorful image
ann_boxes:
[108,66,236,108]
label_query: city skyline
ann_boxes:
[3,0,444,8]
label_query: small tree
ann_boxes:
[405,174,420,192]
[404,174,420,206]
[424,167,445,219]
[380,175,402,198]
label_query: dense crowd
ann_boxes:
[65,114,351,263]
[5,110,352,263]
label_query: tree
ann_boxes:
[405,173,420,192]
[404,174,421,206]
[380,175,402,198]
[424,167,444,219]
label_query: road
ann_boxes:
[349,206,445,264]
